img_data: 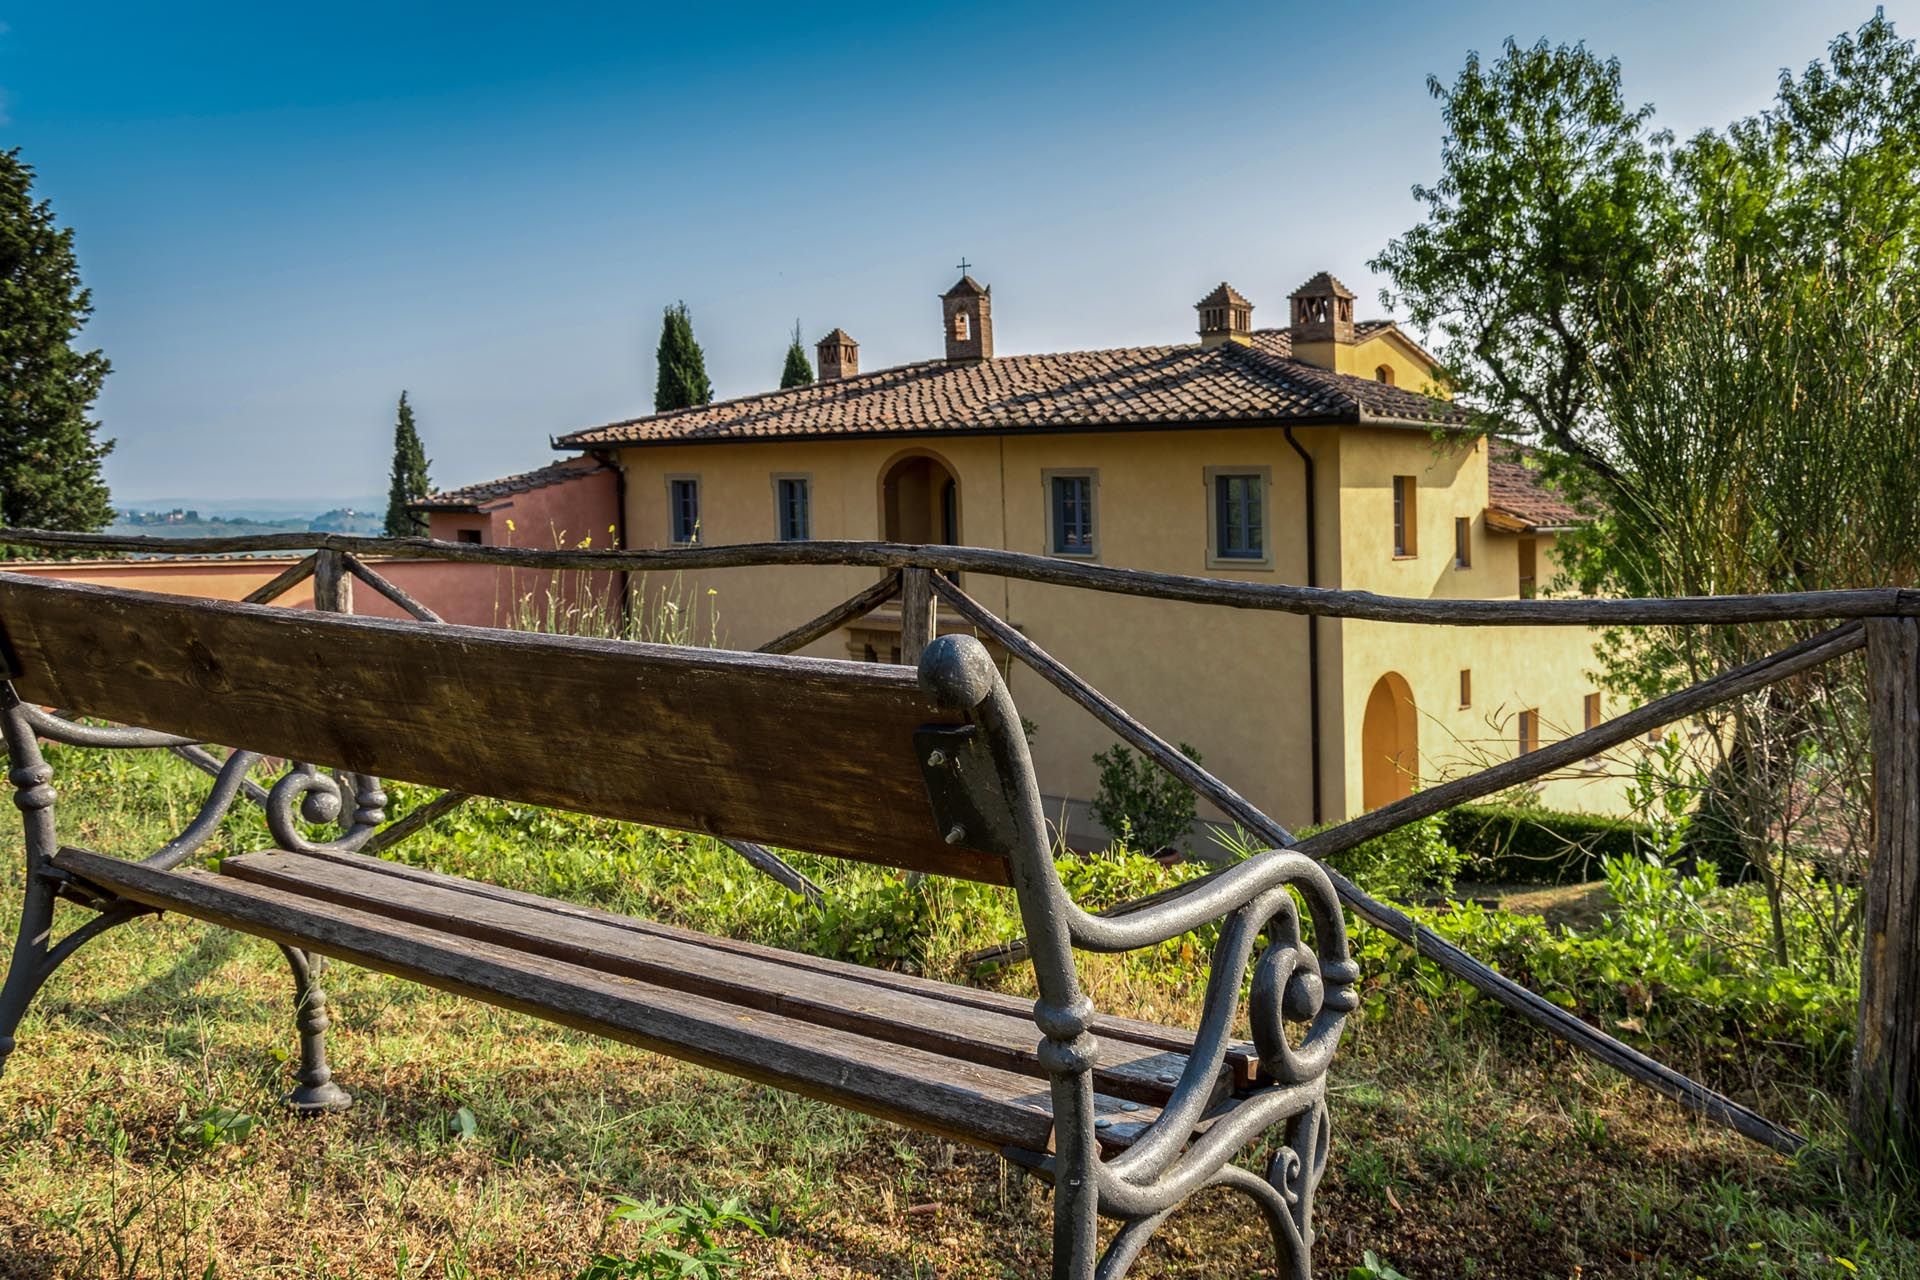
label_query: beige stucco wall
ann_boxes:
[1292,331,1447,397]
[1329,428,1633,816]
[622,426,1337,844]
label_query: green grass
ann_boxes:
[0,745,1915,1278]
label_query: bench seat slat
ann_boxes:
[273,844,1262,1091]
[220,850,1220,1108]
[50,847,1160,1154]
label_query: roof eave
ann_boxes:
[560,412,1377,451]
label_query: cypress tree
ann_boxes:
[779,319,813,389]
[654,301,713,411]
[383,391,432,537]
[0,148,114,535]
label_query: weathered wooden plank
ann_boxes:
[342,554,444,623]
[1855,617,1920,1180]
[0,574,1006,883]
[899,568,937,666]
[267,844,1260,1089]
[3,529,1915,625]
[52,847,1154,1153]
[312,548,352,614]
[241,554,319,606]
[222,850,1217,1106]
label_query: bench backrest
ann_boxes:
[0,574,1009,883]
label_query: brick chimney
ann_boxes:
[1287,272,1356,369]
[941,274,992,362]
[1195,282,1254,348]
[817,328,859,382]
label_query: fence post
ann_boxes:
[312,548,352,616]
[900,566,936,666]
[1855,616,1920,1182]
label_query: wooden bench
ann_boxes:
[0,574,1357,1280]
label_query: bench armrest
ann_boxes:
[918,635,1357,1238]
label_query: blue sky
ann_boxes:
[5,1,1913,504]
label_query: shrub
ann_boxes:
[1441,803,1649,884]
[1325,814,1465,900]
[1348,852,1858,1073]
[1090,742,1203,854]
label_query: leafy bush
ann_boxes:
[1349,852,1857,1071]
[1090,742,1203,854]
[1325,814,1465,900]
[1441,803,1649,884]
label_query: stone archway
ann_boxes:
[880,452,959,546]
[1361,672,1419,811]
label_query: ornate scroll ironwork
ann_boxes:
[0,690,381,1100]
[918,635,1355,1279]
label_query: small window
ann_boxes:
[1048,472,1096,557]
[1213,472,1265,561]
[1518,535,1538,598]
[1453,517,1471,568]
[1518,708,1540,755]
[1392,476,1417,557]
[1459,669,1472,709]
[954,311,971,341]
[774,476,810,541]
[455,528,483,545]
[1375,365,1395,386]
[1584,692,1602,732]
[668,477,700,545]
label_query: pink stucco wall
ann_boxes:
[6,461,628,629]
[423,461,619,552]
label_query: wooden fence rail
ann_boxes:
[2,528,1913,1177]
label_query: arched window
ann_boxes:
[953,311,971,341]
[1375,365,1395,386]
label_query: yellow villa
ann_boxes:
[427,271,1615,849]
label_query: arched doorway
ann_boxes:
[1361,672,1419,810]
[881,452,959,546]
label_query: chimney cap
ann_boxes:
[1288,271,1356,301]
[818,327,859,347]
[1194,281,1251,311]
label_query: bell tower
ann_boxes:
[941,267,993,363]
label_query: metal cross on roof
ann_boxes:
[955,258,972,276]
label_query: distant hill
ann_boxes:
[109,505,386,540]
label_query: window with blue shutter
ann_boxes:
[775,477,810,541]
[1049,473,1094,556]
[668,478,700,544]
[1214,473,1263,559]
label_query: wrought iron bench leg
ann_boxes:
[280,945,351,1113]
[1,712,151,1078]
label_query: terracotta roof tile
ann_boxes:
[556,338,1464,449]
[414,456,610,512]
[1487,440,1589,530]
